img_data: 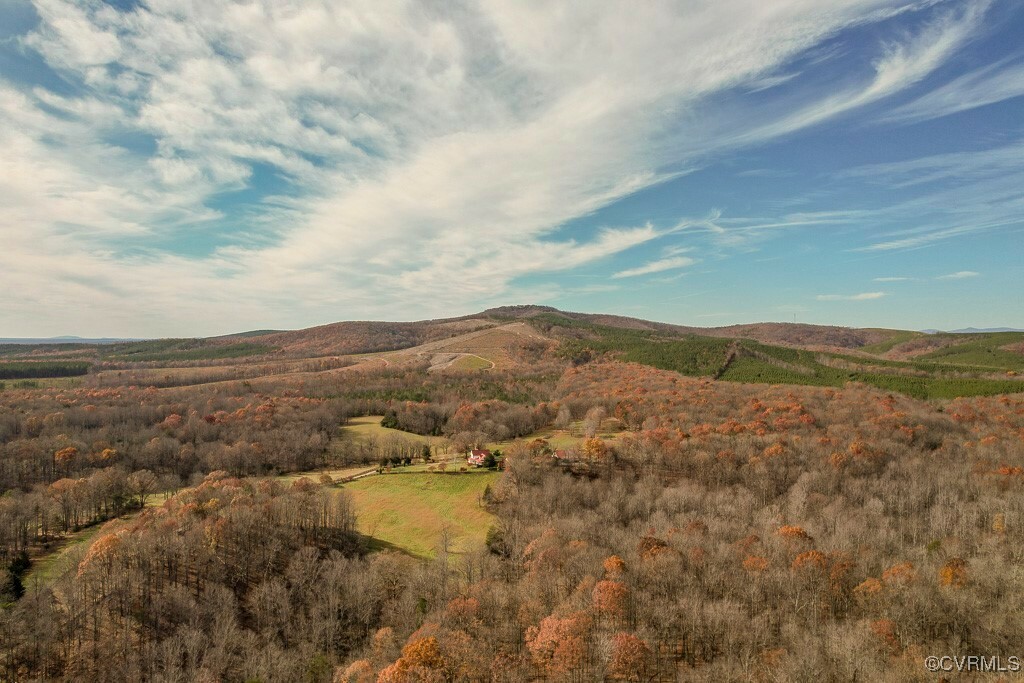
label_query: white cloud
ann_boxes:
[746,72,801,93]
[841,139,1024,188]
[0,0,987,335]
[884,58,1024,123]
[937,270,979,279]
[732,0,991,142]
[816,292,888,301]
[843,139,1024,252]
[860,224,996,251]
[25,0,122,68]
[612,256,698,279]
[873,276,911,281]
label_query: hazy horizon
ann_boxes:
[2,306,1023,342]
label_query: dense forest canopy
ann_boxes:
[0,311,1023,680]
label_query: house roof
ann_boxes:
[470,449,491,457]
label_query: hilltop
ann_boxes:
[1,306,1022,399]
[232,305,910,356]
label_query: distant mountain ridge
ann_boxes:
[922,327,1024,334]
[0,336,144,345]
[222,305,921,358]
[5,307,1023,359]
[2,306,1022,400]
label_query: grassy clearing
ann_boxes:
[23,522,110,589]
[448,354,493,371]
[342,471,499,559]
[484,419,627,453]
[21,495,170,590]
[275,465,377,485]
[0,377,84,390]
[860,330,922,355]
[343,415,448,447]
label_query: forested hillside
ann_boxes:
[1,331,1023,680]
[546,315,1024,398]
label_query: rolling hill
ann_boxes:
[2,305,1022,398]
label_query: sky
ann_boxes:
[1,0,1022,337]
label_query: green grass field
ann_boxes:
[21,496,169,590]
[342,471,499,559]
[859,330,923,354]
[0,377,85,390]
[22,524,108,589]
[448,354,494,371]
[343,415,449,447]
[275,465,378,485]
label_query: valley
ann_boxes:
[1,306,1023,681]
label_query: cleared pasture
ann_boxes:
[342,471,499,559]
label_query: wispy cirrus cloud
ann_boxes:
[842,135,1024,252]
[884,58,1024,123]
[937,270,979,279]
[857,222,1019,252]
[816,292,888,301]
[612,256,698,279]
[873,276,912,281]
[727,0,992,143]
[841,138,1024,188]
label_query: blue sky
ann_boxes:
[0,0,1022,337]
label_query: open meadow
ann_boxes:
[342,471,499,558]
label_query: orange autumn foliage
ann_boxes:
[580,437,609,460]
[777,525,812,542]
[939,557,969,588]
[592,580,629,617]
[603,555,626,577]
[159,413,184,430]
[77,531,125,576]
[743,555,770,573]
[854,577,884,601]
[54,446,78,464]
[376,636,446,683]
[525,612,591,678]
[609,633,652,680]
[881,562,917,585]
[870,619,900,651]
[828,451,850,469]
[335,659,373,683]
[791,550,828,571]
